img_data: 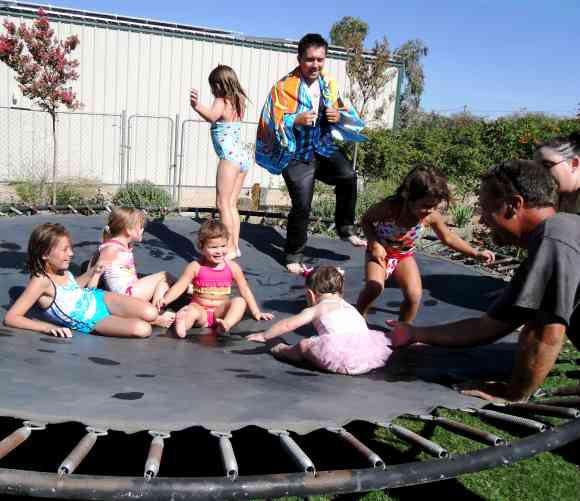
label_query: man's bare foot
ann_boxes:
[215,318,231,335]
[345,235,367,247]
[286,262,305,274]
[153,310,176,328]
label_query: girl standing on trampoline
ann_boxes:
[356,165,496,323]
[190,65,251,260]
[157,220,273,337]
[247,266,392,375]
[4,223,158,338]
[96,207,176,327]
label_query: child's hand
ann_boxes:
[254,311,274,321]
[246,332,267,343]
[369,242,387,264]
[190,88,199,109]
[475,249,495,265]
[47,326,73,338]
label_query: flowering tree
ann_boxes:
[0,9,80,205]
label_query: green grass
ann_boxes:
[254,342,580,501]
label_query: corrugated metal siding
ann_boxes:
[0,12,399,191]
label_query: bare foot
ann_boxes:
[215,318,231,335]
[286,262,305,274]
[153,310,176,328]
[173,309,189,338]
[270,341,290,356]
[345,235,367,247]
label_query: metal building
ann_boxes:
[0,1,402,206]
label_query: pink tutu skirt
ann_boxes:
[305,329,392,375]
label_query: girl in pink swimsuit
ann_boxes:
[247,266,392,375]
[356,165,495,323]
[158,220,273,337]
[97,208,176,327]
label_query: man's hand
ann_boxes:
[247,332,267,343]
[295,111,317,127]
[455,380,512,403]
[325,107,340,124]
[384,320,414,347]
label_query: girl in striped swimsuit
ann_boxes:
[158,220,273,338]
[97,208,176,328]
[356,165,496,323]
[5,223,158,338]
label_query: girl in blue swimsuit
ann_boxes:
[4,223,158,338]
[190,65,251,260]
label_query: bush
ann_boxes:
[113,181,173,208]
[357,113,580,195]
[11,177,103,206]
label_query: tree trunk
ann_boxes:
[51,112,57,206]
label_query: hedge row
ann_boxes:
[356,113,580,194]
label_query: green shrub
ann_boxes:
[450,204,475,228]
[113,181,173,208]
[11,178,102,206]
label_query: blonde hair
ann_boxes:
[102,207,146,241]
[208,65,248,119]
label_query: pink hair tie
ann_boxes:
[302,266,315,279]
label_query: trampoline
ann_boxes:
[0,212,579,499]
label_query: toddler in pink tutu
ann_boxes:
[247,266,392,375]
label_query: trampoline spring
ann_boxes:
[418,416,505,447]
[536,397,580,408]
[57,427,107,477]
[553,385,580,397]
[144,431,170,481]
[386,424,448,459]
[326,428,385,469]
[9,206,24,216]
[494,402,580,420]
[0,421,45,461]
[472,408,547,432]
[67,205,79,214]
[210,431,238,481]
[269,430,316,475]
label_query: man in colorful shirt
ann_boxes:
[256,33,367,274]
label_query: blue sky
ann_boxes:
[49,0,579,118]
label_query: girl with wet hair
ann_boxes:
[190,65,251,260]
[247,266,392,375]
[356,164,495,323]
[96,207,176,328]
[535,132,580,213]
[4,223,157,338]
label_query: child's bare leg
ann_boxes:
[356,256,386,318]
[174,304,204,338]
[393,256,422,323]
[93,316,152,338]
[271,338,311,363]
[230,170,247,257]
[129,272,170,301]
[104,292,158,323]
[215,297,247,334]
[216,160,241,258]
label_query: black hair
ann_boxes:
[393,164,451,204]
[481,159,558,209]
[297,33,328,59]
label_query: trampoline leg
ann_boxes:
[383,423,448,459]
[144,431,170,481]
[211,431,238,481]
[58,427,108,477]
[0,421,45,461]
[269,430,316,475]
[327,427,385,469]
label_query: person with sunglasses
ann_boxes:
[386,159,580,403]
[535,132,580,213]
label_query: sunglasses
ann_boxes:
[540,158,568,170]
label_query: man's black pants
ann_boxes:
[282,150,356,264]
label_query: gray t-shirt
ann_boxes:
[488,213,580,346]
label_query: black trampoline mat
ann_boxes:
[0,215,515,434]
